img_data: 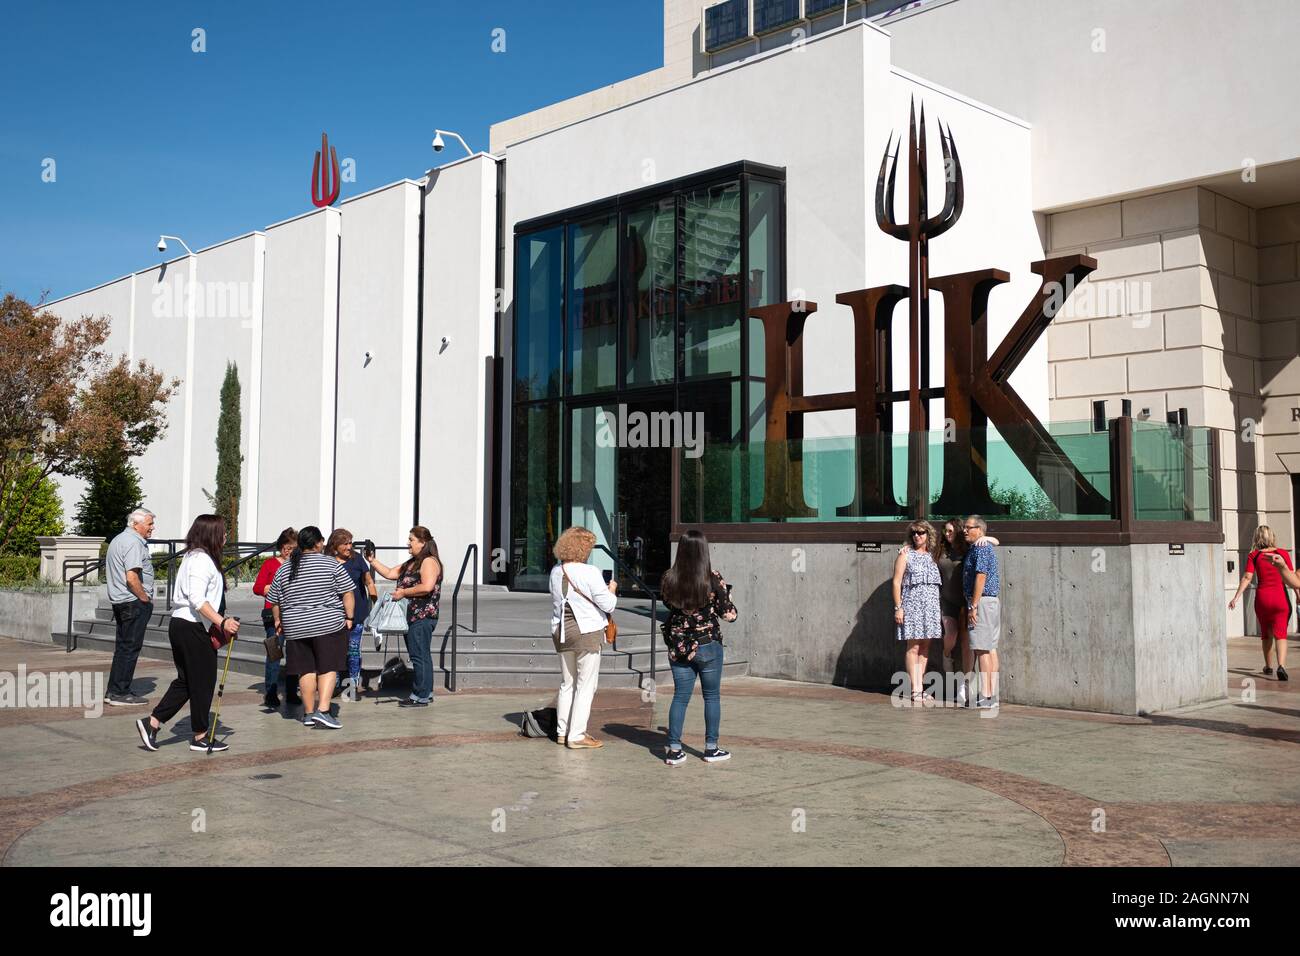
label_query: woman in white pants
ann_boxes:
[549,527,617,749]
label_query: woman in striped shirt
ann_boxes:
[267,526,355,729]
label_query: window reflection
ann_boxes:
[681,181,742,381]
[567,217,618,394]
[623,199,676,387]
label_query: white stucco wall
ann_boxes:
[501,21,1046,522]
[883,0,1300,211]
[257,208,341,539]
[185,234,259,539]
[334,181,422,548]
[419,154,500,580]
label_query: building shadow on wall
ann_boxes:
[832,577,907,695]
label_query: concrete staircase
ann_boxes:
[53,585,748,691]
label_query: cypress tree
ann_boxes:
[76,451,144,540]
[209,362,243,541]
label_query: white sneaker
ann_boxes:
[955,680,968,708]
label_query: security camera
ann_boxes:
[440,336,450,347]
[432,132,445,153]
[157,237,167,253]
[364,350,372,361]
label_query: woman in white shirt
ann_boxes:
[549,527,617,749]
[135,515,239,753]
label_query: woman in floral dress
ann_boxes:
[892,521,943,705]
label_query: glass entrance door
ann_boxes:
[566,394,673,593]
[614,394,674,593]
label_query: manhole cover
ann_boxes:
[249,773,283,780]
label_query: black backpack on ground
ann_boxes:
[520,706,558,739]
[376,656,413,690]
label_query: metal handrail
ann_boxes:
[59,537,447,654]
[63,557,104,652]
[221,541,277,581]
[593,543,660,684]
[62,538,188,652]
[446,543,479,693]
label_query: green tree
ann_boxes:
[75,450,144,540]
[0,293,176,553]
[203,362,242,540]
[1,458,64,555]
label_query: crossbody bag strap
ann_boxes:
[561,565,598,611]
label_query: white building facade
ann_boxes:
[42,0,1300,638]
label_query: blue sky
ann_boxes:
[0,0,662,302]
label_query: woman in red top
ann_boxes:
[253,528,297,707]
[1229,525,1297,681]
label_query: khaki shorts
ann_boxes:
[969,597,1001,652]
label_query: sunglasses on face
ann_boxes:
[911,530,926,537]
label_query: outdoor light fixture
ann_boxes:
[431,129,473,157]
[157,235,195,256]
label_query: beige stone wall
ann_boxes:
[1046,187,1300,635]
[1255,201,1300,564]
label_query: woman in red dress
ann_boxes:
[1229,525,1297,681]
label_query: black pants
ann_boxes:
[152,618,217,736]
[108,599,152,697]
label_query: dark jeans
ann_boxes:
[108,598,152,697]
[152,618,217,736]
[404,617,436,701]
[264,621,282,690]
[668,640,723,750]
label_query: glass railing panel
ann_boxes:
[1131,421,1214,522]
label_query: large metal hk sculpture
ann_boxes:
[749,100,1109,520]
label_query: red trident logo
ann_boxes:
[311,132,340,208]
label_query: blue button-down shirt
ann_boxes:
[962,543,1000,601]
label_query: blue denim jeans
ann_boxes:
[340,622,364,683]
[263,621,282,691]
[668,640,723,751]
[404,617,436,702]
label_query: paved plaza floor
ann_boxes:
[1,635,1298,867]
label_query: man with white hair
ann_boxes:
[104,508,156,706]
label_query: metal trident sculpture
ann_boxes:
[744,102,1109,522]
[311,132,341,208]
[876,98,964,509]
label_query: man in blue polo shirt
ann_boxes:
[962,514,1001,708]
[104,508,157,706]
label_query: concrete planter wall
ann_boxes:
[708,541,1227,716]
[0,587,100,646]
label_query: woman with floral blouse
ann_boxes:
[660,530,738,766]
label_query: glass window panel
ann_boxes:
[747,178,781,377]
[568,403,617,576]
[681,181,742,381]
[677,380,745,523]
[704,0,749,52]
[754,0,801,35]
[509,403,561,590]
[623,199,677,388]
[514,229,563,401]
[567,217,619,395]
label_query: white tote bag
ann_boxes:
[367,592,409,636]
